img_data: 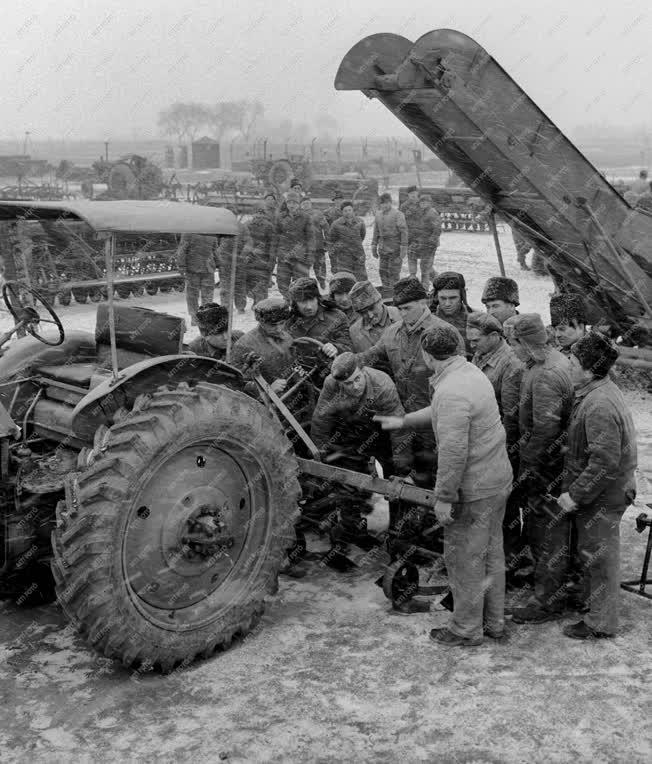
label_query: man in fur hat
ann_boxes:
[286,277,352,357]
[188,303,243,360]
[328,272,358,326]
[357,277,464,487]
[371,192,408,296]
[273,191,315,299]
[348,281,401,357]
[431,271,475,358]
[481,276,520,325]
[558,332,637,639]
[231,297,296,391]
[549,292,587,356]
[408,193,442,289]
[506,314,576,624]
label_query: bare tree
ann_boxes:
[236,100,264,142]
[206,102,243,141]
[157,102,210,145]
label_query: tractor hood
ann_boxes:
[0,200,239,236]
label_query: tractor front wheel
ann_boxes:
[51,383,300,672]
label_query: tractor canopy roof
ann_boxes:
[0,200,238,236]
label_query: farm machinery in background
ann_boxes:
[336,29,652,348]
[189,155,379,216]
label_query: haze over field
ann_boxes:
[1,0,650,142]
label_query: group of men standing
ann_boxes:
[184,256,638,649]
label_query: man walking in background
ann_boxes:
[409,192,442,288]
[328,201,368,280]
[176,232,218,325]
[274,191,315,299]
[371,192,408,297]
[301,196,329,290]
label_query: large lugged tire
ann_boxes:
[51,383,301,672]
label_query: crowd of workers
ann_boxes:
[177,185,639,649]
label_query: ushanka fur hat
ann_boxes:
[481,276,520,306]
[393,276,428,306]
[571,331,619,379]
[350,281,382,312]
[288,277,320,302]
[549,292,587,327]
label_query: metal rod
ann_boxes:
[488,209,506,277]
[582,202,652,318]
[225,229,239,364]
[104,234,119,381]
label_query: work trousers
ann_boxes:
[575,503,626,635]
[503,484,525,575]
[336,251,368,282]
[378,249,403,297]
[218,260,247,312]
[444,492,508,640]
[277,258,311,299]
[407,245,436,290]
[185,273,215,323]
[246,266,270,306]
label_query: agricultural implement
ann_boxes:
[0,199,434,672]
[336,29,652,347]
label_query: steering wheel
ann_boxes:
[2,281,65,346]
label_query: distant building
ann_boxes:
[191,137,220,170]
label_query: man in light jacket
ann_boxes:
[376,323,513,647]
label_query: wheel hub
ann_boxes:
[123,443,260,613]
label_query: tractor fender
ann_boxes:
[0,331,96,383]
[71,354,244,441]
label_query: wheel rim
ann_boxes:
[122,436,273,630]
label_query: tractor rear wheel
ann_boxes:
[51,383,300,672]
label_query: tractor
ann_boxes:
[0,199,435,672]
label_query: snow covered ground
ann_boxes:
[1,225,650,763]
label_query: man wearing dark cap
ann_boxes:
[408,193,442,289]
[176,232,218,325]
[328,271,357,326]
[431,271,474,358]
[377,324,513,646]
[549,292,587,356]
[481,276,520,325]
[557,333,637,639]
[273,191,315,299]
[328,201,368,280]
[371,192,408,296]
[247,202,276,305]
[301,196,329,290]
[231,297,296,391]
[467,311,525,582]
[349,281,401,357]
[187,303,243,360]
[506,314,575,623]
[358,277,464,486]
[286,277,352,357]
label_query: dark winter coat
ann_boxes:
[311,366,411,472]
[177,234,217,274]
[349,304,401,354]
[231,326,296,383]
[563,377,637,507]
[287,304,352,353]
[518,347,573,492]
[248,215,276,272]
[328,216,366,266]
[273,209,315,265]
[357,307,464,412]
[188,331,244,360]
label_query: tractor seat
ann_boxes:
[37,363,98,388]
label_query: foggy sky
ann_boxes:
[2,0,650,142]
